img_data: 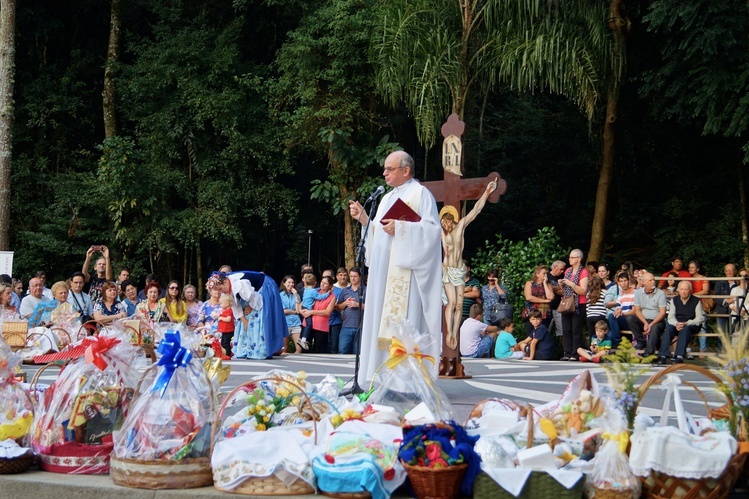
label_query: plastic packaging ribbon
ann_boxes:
[84,336,121,371]
[153,331,193,397]
[384,337,435,371]
[601,431,630,454]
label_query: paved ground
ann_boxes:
[9,354,732,499]
[21,353,727,424]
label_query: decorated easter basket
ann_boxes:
[110,359,216,490]
[28,335,140,474]
[632,363,747,499]
[110,331,216,489]
[211,376,319,496]
[0,346,37,474]
[471,403,586,499]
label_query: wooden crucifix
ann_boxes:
[423,114,508,379]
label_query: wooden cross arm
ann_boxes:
[423,172,507,204]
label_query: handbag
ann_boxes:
[701,297,715,313]
[493,303,514,321]
[558,296,576,314]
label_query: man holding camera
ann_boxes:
[81,245,112,304]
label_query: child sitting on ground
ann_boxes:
[517,309,556,360]
[577,320,612,363]
[493,317,525,359]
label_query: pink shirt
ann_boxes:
[311,294,335,332]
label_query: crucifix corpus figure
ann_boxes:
[423,113,507,378]
[440,179,497,350]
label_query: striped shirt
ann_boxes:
[618,290,635,313]
[586,292,607,318]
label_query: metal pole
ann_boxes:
[307,230,313,264]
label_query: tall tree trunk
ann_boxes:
[739,163,749,269]
[588,92,617,262]
[0,0,16,251]
[102,0,121,138]
[588,0,629,262]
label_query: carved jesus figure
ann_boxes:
[441,179,497,349]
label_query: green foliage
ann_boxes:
[642,0,749,161]
[96,136,159,249]
[471,227,568,326]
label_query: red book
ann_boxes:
[380,198,421,225]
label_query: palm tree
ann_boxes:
[372,0,629,261]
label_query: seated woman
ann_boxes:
[93,281,128,325]
[161,280,187,324]
[28,281,79,328]
[0,282,17,316]
[516,309,556,360]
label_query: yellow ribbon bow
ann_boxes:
[602,431,630,454]
[384,337,435,371]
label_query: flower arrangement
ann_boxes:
[712,325,749,440]
[329,407,362,428]
[222,371,310,437]
[604,337,655,430]
[399,421,479,469]
[398,421,481,497]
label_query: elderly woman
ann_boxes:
[522,265,554,335]
[93,281,128,324]
[482,269,510,325]
[28,281,79,327]
[135,282,171,323]
[559,249,589,361]
[208,270,288,358]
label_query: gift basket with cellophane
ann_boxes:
[28,331,141,474]
[0,342,36,474]
[111,328,222,489]
[212,369,338,495]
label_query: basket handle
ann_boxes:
[211,376,318,454]
[30,362,64,394]
[636,363,733,417]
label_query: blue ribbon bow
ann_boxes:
[153,331,193,397]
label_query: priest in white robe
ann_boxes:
[349,151,442,386]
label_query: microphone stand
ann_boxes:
[340,196,379,397]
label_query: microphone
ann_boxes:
[364,186,386,204]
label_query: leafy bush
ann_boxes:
[471,227,569,331]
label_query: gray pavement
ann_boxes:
[7,355,728,499]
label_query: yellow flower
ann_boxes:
[277,387,290,398]
[291,396,301,406]
[263,415,270,422]
[256,423,266,431]
[297,371,307,380]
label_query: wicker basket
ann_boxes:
[109,364,214,489]
[634,363,746,499]
[471,404,586,499]
[110,456,213,489]
[590,486,639,499]
[401,461,467,499]
[2,321,28,350]
[211,377,318,495]
[0,452,36,475]
[322,492,372,499]
[473,469,584,499]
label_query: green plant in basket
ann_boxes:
[711,325,749,440]
[603,337,656,430]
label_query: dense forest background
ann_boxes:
[0,0,747,295]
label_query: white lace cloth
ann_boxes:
[629,426,736,479]
[0,439,32,459]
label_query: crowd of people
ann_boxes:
[2,243,747,366]
[0,246,369,360]
[459,253,749,363]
